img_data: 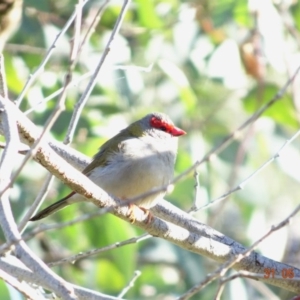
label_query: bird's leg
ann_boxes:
[127,203,137,223]
[127,204,153,224]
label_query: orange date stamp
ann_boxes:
[264,268,294,279]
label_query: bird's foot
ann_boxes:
[127,204,136,223]
[139,206,153,224]
[127,204,153,224]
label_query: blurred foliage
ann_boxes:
[1,0,300,299]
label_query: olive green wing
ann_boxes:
[82,128,134,176]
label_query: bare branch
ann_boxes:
[75,0,110,66]
[118,270,142,299]
[15,0,89,106]
[0,268,42,300]
[65,0,131,144]
[48,234,150,267]
[0,255,119,300]
[0,96,76,299]
[197,128,300,211]
[190,169,201,211]
[18,173,54,233]
[0,54,8,98]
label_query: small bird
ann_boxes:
[30,112,186,223]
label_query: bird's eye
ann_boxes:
[160,126,167,132]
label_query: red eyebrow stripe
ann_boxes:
[150,116,186,136]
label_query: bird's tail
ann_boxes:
[30,191,77,221]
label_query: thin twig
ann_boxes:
[214,280,225,300]
[48,234,150,267]
[0,54,8,98]
[74,0,110,66]
[118,270,142,298]
[18,173,54,234]
[24,63,152,115]
[23,210,104,241]
[215,271,282,300]
[64,0,131,144]
[24,71,93,115]
[0,210,106,254]
[190,169,201,211]
[197,128,300,211]
[214,270,295,300]
[208,120,256,226]
[4,43,47,55]
[15,0,89,106]
[0,209,111,254]
[71,0,83,65]
[222,270,300,283]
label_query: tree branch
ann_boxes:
[0,96,77,299]
[0,255,119,300]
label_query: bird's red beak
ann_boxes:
[171,126,186,136]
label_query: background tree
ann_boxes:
[1,0,300,299]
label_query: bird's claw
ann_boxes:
[127,204,153,224]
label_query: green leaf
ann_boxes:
[292,2,300,32]
[83,214,138,281]
[4,55,25,95]
[243,85,298,129]
[134,0,163,29]
[158,60,197,112]
[0,280,10,299]
[95,259,125,293]
[233,0,252,27]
